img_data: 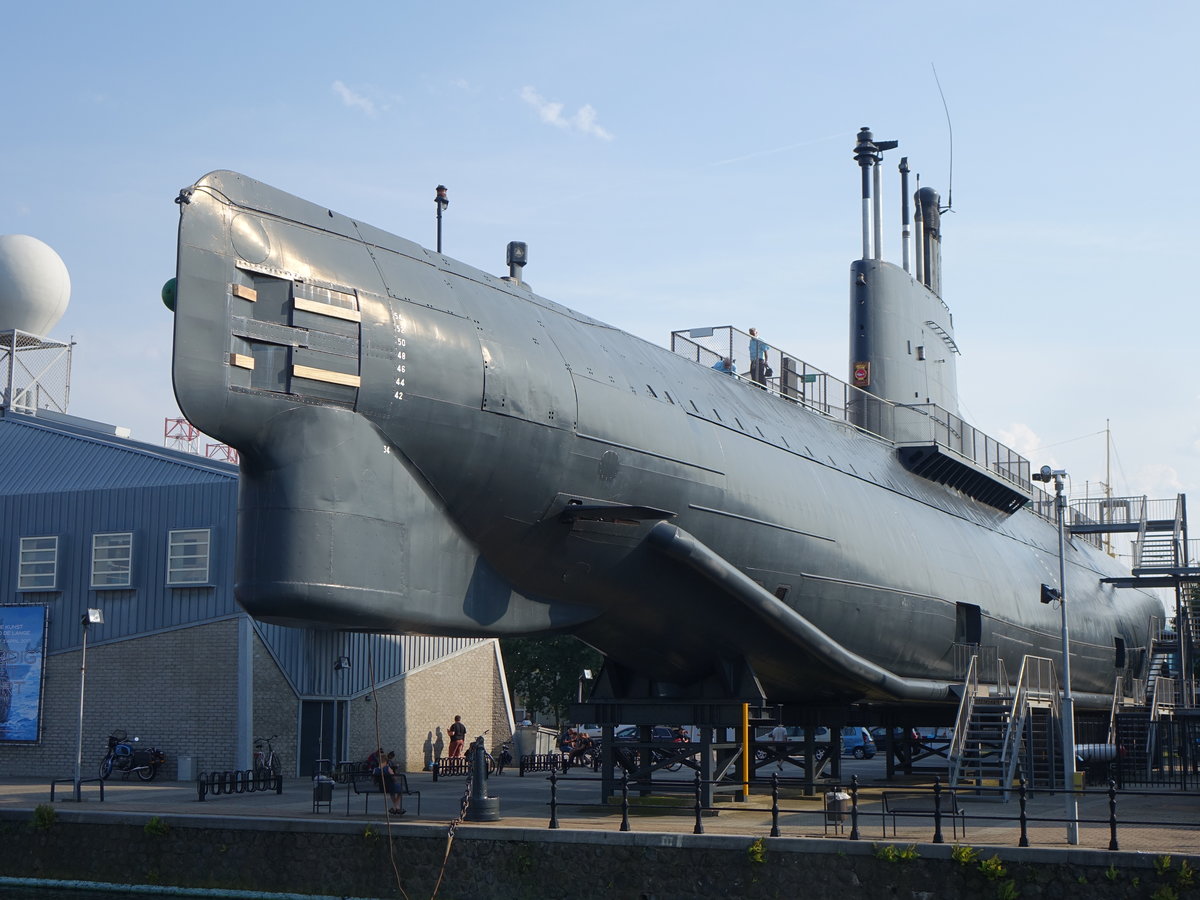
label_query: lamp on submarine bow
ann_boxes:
[1040,584,1061,605]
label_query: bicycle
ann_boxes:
[253,735,281,777]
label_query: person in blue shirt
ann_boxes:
[748,328,768,387]
[711,357,736,375]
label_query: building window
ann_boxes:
[18,536,58,590]
[168,529,211,585]
[91,532,133,588]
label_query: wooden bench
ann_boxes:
[881,791,965,840]
[347,770,421,815]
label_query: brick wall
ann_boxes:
[0,619,241,779]
[251,633,297,775]
[0,626,512,781]
[348,640,513,773]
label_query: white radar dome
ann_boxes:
[0,234,71,335]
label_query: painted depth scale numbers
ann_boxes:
[393,310,407,401]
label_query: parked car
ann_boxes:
[839,727,876,759]
[614,725,676,741]
[870,726,920,746]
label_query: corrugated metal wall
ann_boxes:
[0,415,240,653]
[0,412,490,691]
[256,623,488,697]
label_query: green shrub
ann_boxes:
[747,837,767,864]
[951,844,978,866]
[873,843,919,863]
[31,804,55,831]
[1177,859,1194,888]
[978,854,1007,881]
[143,816,169,837]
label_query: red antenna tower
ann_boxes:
[164,417,200,454]
[205,443,239,464]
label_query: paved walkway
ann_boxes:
[2,771,1197,855]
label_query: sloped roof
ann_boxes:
[0,410,236,495]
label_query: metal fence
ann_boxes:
[670,325,1057,522]
[0,330,72,415]
[541,770,1199,852]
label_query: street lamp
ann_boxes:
[434,185,449,253]
[74,608,103,802]
[1033,464,1078,844]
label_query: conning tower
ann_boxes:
[850,127,960,416]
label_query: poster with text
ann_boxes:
[1,605,48,743]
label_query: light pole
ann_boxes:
[434,185,449,253]
[1034,465,1078,844]
[74,608,103,801]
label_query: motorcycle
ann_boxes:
[99,729,166,782]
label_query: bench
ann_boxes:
[882,791,965,840]
[347,771,421,816]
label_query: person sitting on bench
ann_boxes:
[374,751,405,815]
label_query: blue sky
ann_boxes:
[3,2,1198,560]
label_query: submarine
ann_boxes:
[169,127,1161,712]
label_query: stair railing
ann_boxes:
[994,657,1011,699]
[1133,494,1150,568]
[948,654,979,788]
[1107,674,1126,745]
[1001,655,1058,799]
[1151,675,1177,721]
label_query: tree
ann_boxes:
[499,635,603,726]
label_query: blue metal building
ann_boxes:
[0,408,511,778]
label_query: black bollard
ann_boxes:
[465,735,501,821]
[1108,779,1119,851]
[1018,778,1029,847]
[932,776,944,844]
[620,771,631,832]
[548,771,559,829]
[850,774,860,841]
[770,772,780,838]
[693,769,704,835]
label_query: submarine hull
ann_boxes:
[171,170,1160,707]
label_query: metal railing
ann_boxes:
[540,769,1198,853]
[1001,656,1059,797]
[669,325,1035,500]
[947,655,980,788]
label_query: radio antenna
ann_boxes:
[931,63,954,213]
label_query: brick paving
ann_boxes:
[2,770,1197,856]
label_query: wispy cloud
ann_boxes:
[332,80,377,117]
[520,86,613,141]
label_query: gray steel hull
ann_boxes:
[171,171,1160,706]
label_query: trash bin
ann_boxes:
[825,790,850,824]
[312,775,334,813]
[177,756,196,782]
[513,725,540,760]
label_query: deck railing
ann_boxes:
[671,324,1067,525]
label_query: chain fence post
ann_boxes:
[1018,777,1029,847]
[932,776,944,844]
[548,771,559,829]
[850,774,860,840]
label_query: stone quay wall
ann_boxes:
[1,810,1195,900]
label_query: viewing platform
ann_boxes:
[671,325,1036,515]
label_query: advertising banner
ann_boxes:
[1,604,48,743]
